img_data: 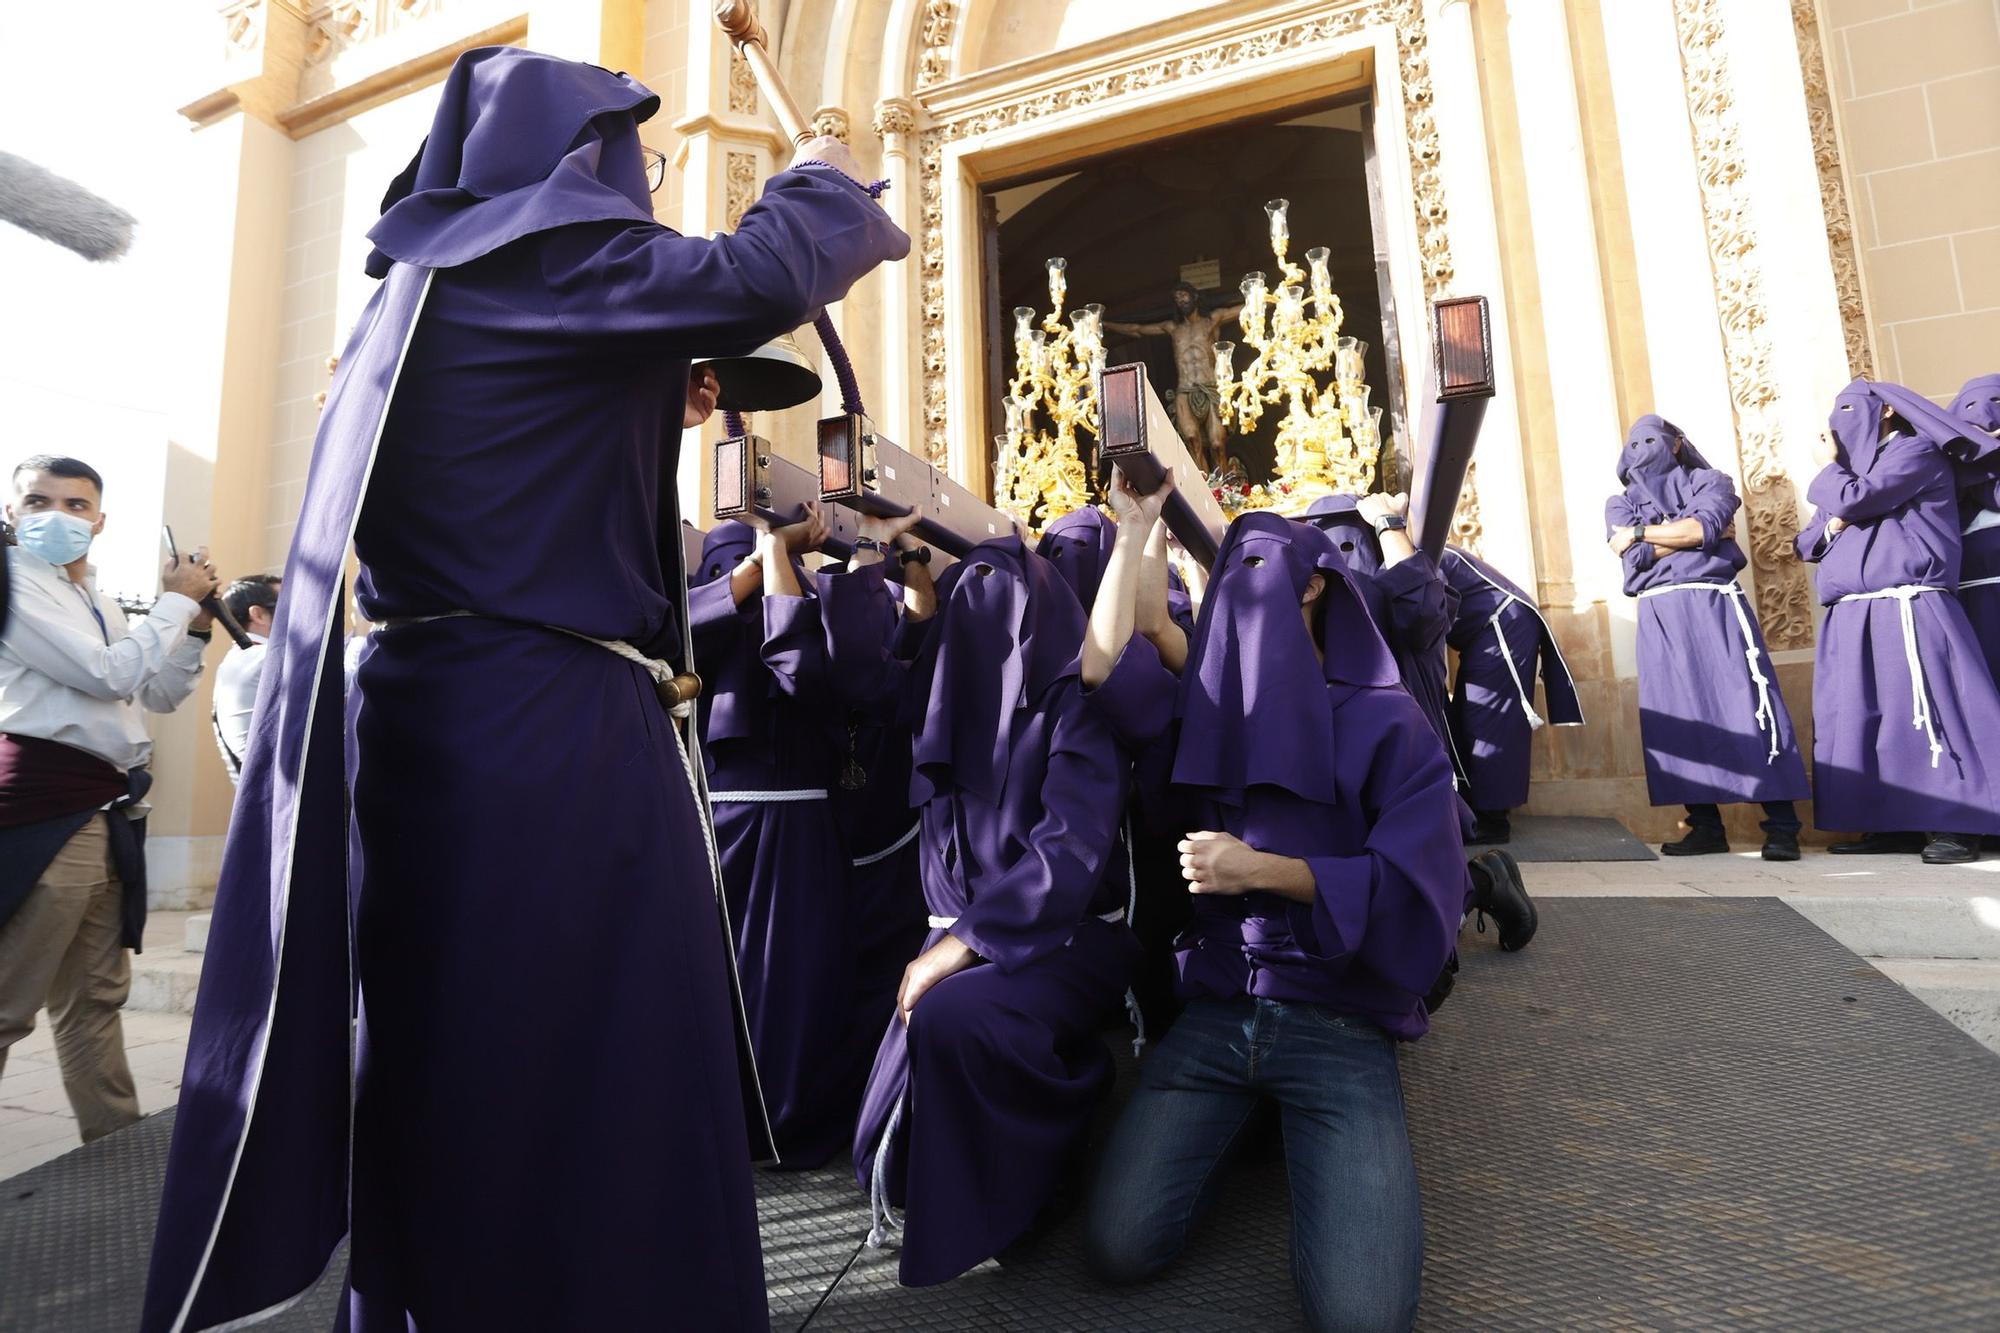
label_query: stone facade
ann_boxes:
[146,0,2000,873]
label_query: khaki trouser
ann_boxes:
[0,814,142,1142]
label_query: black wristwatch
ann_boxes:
[1370,512,1407,534]
[187,627,214,642]
[897,545,932,567]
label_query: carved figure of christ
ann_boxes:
[1105,285,1245,474]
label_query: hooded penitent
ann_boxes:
[824,539,1137,1287]
[1948,373,2000,684]
[145,47,907,1332]
[1301,494,1464,786]
[1441,546,1584,813]
[1797,378,2000,835]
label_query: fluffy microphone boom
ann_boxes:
[0,150,135,262]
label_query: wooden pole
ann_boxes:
[713,0,814,147]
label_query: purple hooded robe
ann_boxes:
[1441,546,1584,812]
[143,49,908,1332]
[1608,415,1809,807]
[1949,373,2000,684]
[1797,379,2000,835]
[687,522,888,1168]
[1302,495,1463,787]
[1083,512,1465,1038]
[819,540,1138,1287]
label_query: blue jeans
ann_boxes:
[1083,996,1423,1332]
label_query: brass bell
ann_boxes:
[695,330,822,413]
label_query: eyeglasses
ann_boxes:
[642,146,668,195]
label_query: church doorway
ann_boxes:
[984,94,1409,503]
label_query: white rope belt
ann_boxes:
[852,821,920,867]
[1488,594,1546,731]
[707,788,828,803]
[1638,581,1780,763]
[924,907,1127,930]
[1962,574,2000,592]
[1837,585,1948,769]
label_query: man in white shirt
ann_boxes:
[0,455,218,1142]
[211,575,280,784]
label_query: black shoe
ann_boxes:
[1662,824,1729,856]
[1466,812,1512,846]
[1828,831,1925,855]
[1761,830,1801,862]
[1469,849,1537,952]
[1922,832,1980,865]
[1424,951,1459,1016]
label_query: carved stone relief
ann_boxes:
[812,107,852,143]
[729,49,760,115]
[1673,0,1815,650]
[725,151,759,230]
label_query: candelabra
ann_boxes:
[1212,199,1384,510]
[995,256,1101,530]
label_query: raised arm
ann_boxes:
[1103,318,1172,338]
[1806,439,1948,524]
[541,162,910,355]
[1082,468,1174,687]
[942,691,1129,972]
[2,574,203,705]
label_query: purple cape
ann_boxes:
[1799,379,2000,834]
[145,48,908,1331]
[1442,547,1584,811]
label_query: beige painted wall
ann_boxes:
[1819,0,2000,397]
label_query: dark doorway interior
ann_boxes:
[987,101,1397,493]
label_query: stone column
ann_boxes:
[135,0,310,907]
[1501,0,1628,620]
[872,96,921,449]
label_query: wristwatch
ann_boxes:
[897,545,932,567]
[1369,512,1407,534]
[852,536,885,555]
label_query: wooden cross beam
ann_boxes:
[712,433,862,561]
[816,413,1012,560]
[1095,361,1229,568]
[1409,296,1497,562]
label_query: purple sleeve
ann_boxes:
[542,167,910,355]
[1685,470,1743,552]
[688,573,748,653]
[1605,495,1656,589]
[1080,635,1177,752]
[1376,551,1451,658]
[949,689,1128,972]
[1285,689,1464,995]
[1806,444,1945,523]
[1795,510,1834,564]
[1605,492,1642,537]
[760,594,824,697]
[814,563,907,713]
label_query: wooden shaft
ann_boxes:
[713,0,814,146]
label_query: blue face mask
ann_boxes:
[15,510,96,566]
